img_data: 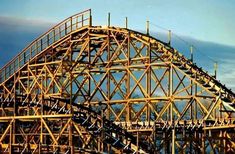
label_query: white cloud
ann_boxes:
[0,15,54,28]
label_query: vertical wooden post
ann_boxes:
[9,121,12,154]
[108,12,110,27]
[190,45,193,62]
[137,131,139,153]
[214,62,218,78]
[172,128,175,154]
[69,36,74,153]
[126,32,131,122]
[146,20,149,35]
[170,63,174,153]
[168,30,172,45]
[89,15,92,27]
[202,130,205,154]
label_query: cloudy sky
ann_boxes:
[0,0,235,90]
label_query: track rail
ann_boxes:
[129,29,235,107]
[0,95,149,153]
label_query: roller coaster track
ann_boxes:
[0,95,148,153]
[0,9,235,153]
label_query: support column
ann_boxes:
[9,121,12,154]
[170,64,175,154]
[99,110,104,152]
[40,116,43,154]
[202,130,205,154]
[69,120,73,154]
[126,32,131,122]
[40,96,44,153]
[107,27,111,153]
[146,42,151,123]
[69,38,74,154]
[223,131,227,153]
[137,131,139,153]
[172,128,175,154]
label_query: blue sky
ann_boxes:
[0,0,235,90]
[1,0,235,46]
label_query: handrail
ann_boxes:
[0,9,91,83]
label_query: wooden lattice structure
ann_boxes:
[0,9,235,153]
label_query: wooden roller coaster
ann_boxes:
[0,9,234,153]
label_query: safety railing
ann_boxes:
[0,9,91,83]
